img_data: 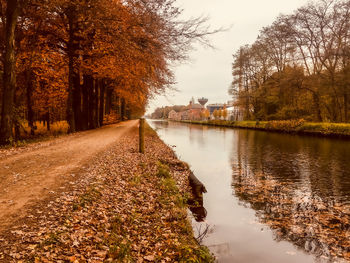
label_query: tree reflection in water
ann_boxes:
[150,120,350,261]
[188,175,208,222]
[231,131,350,261]
[187,171,211,244]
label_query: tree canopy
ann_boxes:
[230,0,350,122]
[0,0,218,144]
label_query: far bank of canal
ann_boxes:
[149,120,350,263]
[179,120,350,139]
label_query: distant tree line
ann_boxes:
[0,0,218,144]
[151,105,187,119]
[230,0,350,122]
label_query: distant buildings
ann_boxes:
[167,97,244,121]
[168,98,205,121]
[168,110,179,120]
[207,103,224,114]
[198,97,208,107]
[226,106,244,121]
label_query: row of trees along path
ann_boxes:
[0,0,219,145]
[230,0,350,123]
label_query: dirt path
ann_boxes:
[0,121,213,263]
[0,120,137,231]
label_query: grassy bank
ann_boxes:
[179,119,350,138]
[0,122,214,262]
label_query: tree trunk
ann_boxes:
[121,98,126,121]
[13,89,21,142]
[244,90,250,120]
[126,108,131,120]
[81,75,90,130]
[99,80,105,126]
[26,69,35,136]
[117,96,122,118]
[67,45,75,132]
[344,93,348,123]
[14,121,20,142]
[313,93,322,122]
[88,78,95,129]
[94,79,100,128]
[73,74,82,131]
[105,88,113,115]
[66,9,78,133]
[0,0,20,145]
[330,97,338,122]
[46,111,50,131]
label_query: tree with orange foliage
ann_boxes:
[0,0,28,144]
[0,0,219,143]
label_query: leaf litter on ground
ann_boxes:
[0,125,214,263]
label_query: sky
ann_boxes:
[146,0,310,114]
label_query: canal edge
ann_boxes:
[146,122,216,262]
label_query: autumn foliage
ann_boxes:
[230,0,350,123]
[0,0,215,144]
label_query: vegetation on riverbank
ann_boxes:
[0,123,214,262]
[230,0,350,123]
[179,119,350,138]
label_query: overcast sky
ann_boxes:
[146,0,309,113]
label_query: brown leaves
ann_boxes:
[0,125,207,262]
[144,255,155,261]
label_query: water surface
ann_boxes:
[149,120,350,263]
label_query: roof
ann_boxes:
[190,104,204,109]
[207,103,224,107]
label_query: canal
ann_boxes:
[149,120,350,263]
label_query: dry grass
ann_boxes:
[3,121,70,148]
[179,119,350,138]
[22,121,69,137]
